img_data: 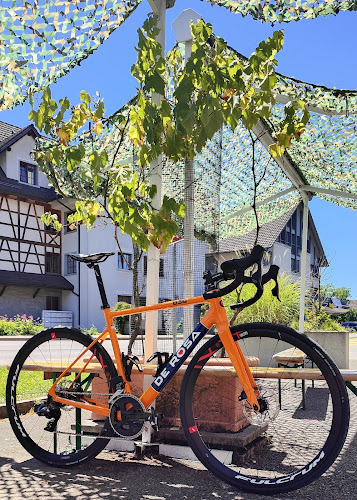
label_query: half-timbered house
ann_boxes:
[0,121,74,321]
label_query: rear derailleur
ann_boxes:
[34,398,62,432]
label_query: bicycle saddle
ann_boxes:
[70,252,115,264]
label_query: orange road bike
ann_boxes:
[6,246,349,495]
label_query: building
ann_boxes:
[208,203,327,292]
[0,120,133,331]
[0,121,72,320]
[0,120,327,334]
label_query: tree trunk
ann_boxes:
[127,244,144,356]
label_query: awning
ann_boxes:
[0,270,74,291]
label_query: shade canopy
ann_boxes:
[1,0,356,241]
[1,0,357,110]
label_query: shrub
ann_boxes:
[0,314,43,336]
[112,301,132,335]
[332,308,357,324]
[82,325,100,336]
[291,310,344,332]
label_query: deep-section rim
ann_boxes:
[6,327,117,467]
[179,322,350,495]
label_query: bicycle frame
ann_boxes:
[48,295,260,415]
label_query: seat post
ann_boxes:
[92,263,110,309]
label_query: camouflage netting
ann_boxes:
[2,1,357,111]
[2,0,356,243]
[0,0,142,110]
[207,0,357,23]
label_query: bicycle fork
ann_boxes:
[202,298,261,412]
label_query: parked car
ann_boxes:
[342,321,357,330]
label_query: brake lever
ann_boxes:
[272,281,281,301]
[262,264,281,302]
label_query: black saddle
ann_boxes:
[70,252,114,265]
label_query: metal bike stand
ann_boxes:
[53,372,58,454]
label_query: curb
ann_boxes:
[0,336,32,341]
[0,399,36,419]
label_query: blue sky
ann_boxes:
[0,0,356,296]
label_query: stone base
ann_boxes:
[158,422,268,465]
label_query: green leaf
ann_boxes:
[80,91,91,104]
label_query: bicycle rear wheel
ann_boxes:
[6,328,117,467]
[180,323,349,495]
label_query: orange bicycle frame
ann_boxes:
[48,295,260,415]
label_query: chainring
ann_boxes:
[109,393,146,439]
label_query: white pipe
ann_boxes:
[299,185,357,200]
[142,0,167,445]
[173,12,202,339]
[144,0,166,363]
[183,156,195,338]
[299,195,309,333]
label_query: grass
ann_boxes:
[0,367,7,404]
[0,367,52,405]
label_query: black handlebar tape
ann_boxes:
[220,245,265,276]
[203,275,242,300]
[230,286,264,310]
[262,264,279,285]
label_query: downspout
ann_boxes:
[78,224,81,327]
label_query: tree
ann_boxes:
[320,284,351,301]
[30,14,311,350]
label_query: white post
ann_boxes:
[183,156,195,338]
[142,0,167,446]
[173,10,202,338]
[144,0,166,362]
[299,195,309,333]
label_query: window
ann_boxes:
[46,296,60,311]
[65,211,77,233]
[118,253,132,270]
[66,254,77,275]
[45,252,61,274]
[279,228,286,244]
[262,251,271,267]
[117,295,132,304]
[307,237,311,253]
[143,256,164,277]
[291,257,300,273]
[20,161,36,185]
[44,223,58,234]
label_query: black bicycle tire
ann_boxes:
[6,327,117,467]
[179,322,350,495]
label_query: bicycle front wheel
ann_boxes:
[6,327,117,467]
[180,323,349,495]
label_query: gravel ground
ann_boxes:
[1,389,357,500]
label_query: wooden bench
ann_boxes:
[272,347,308,409]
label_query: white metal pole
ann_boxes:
[183,156,195,338]
[183,38,194,336]
[299,195,309,333]
[173,10,202,339]
[144,0,166,362]
[142,0,166,446]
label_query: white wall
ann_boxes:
[60,219,134,331]
[271,243,291,274]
